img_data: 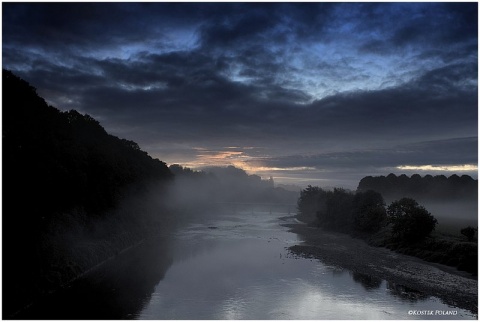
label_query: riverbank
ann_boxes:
[284,221,478,316]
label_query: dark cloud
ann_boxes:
[440,2,478,42]
[356,3,477,59]
[3,3,209,51]
[254,137,478,170]
[3,2,477,187]
[199,7,273,49]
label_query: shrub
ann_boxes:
[460,226,477,242]
[386,198,437,243]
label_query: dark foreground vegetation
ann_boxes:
[2,70,298,318]
[3,70,175,317]
[296,181,478,276]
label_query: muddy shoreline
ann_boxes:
[284,221,478,316]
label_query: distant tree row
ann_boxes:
[297,186,437,243]
[357,173,477,201]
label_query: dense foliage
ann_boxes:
[4,70,173,217]
[317,188,355,232]
[297,187,386,234]
[386,198,438,242]
[3,70,173,316]
[460,226,477,242]
[296,185,327,222]
[296,184,478,275]
[352,190,387,233]
[297,185,438,240]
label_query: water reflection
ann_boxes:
[139,212,475,319]
[288,248,435,306]
[386,281,429,302]
[16,212,475,319]
[15,236,173,319]
[351,272,383,291]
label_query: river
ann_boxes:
[18,210,476,319]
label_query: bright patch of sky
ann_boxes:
[397,164,478,172]
[117,81,168,92]
[215,32,458,102]
[82,27,200,61]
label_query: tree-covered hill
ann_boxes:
[3,69,173,216]
[3,70,173,317]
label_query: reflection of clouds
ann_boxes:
[139,214,473,319]
[218,294,249,319]
[265,280,392,319]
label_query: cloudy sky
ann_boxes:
[3,2,478,188]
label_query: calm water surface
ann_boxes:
[17,210,475,319]
[136,211,475,320]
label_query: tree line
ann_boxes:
[297,186,437,242]
[357,173,477,201]
[296,185,477,274]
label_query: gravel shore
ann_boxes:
[284,221,478,316]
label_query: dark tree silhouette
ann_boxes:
[460,226,477,242]
[297,185,327,223]
[352,190,386,233]
[2,69,174,317]
[317,188,355,231]
[386,198,437,243]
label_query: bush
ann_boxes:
[460,226,477,242]
[387,198,437,243]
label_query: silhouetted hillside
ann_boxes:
[3,70,173,317]
[4,70,172,215]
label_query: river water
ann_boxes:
[18,210,475,319]
[137,210,474,320]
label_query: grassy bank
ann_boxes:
[368,227,477,276]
